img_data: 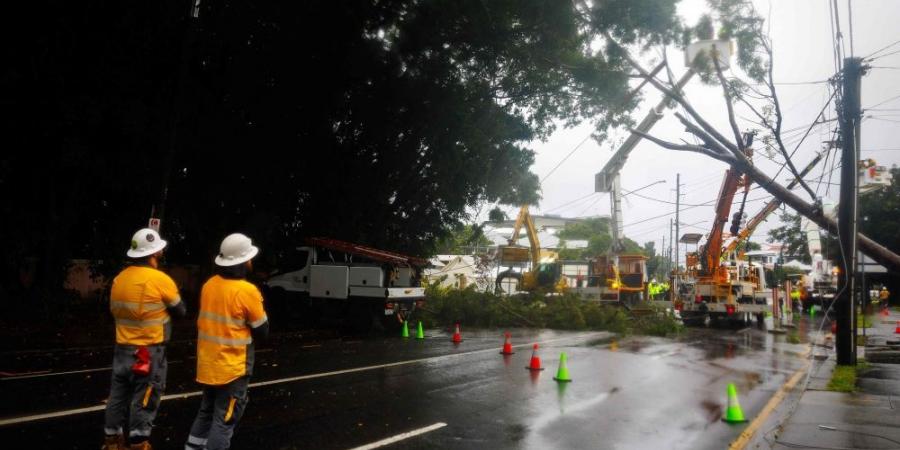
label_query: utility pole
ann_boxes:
[661,234,666,279]
[152,0,203,229]
[674,173,681,296]
[669,217,674,278]
[836,57,863,365]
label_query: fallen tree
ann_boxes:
[598,4,900,272]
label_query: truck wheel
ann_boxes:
[340,302,375,335]
[682,313,710,327]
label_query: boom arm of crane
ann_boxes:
[702,166,751,278]
[596,69,696,250]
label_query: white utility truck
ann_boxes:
[266,237,427,332]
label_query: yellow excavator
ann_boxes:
[495,205,567,293]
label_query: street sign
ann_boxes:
[148,218,160,232]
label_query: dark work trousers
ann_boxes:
[185,376,250,450]
[103,344,167,441]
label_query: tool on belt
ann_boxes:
[132,346,151,376]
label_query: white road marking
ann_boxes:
[1,360,185,381]
[347,422,447,450]
[0,367,111,380]
[0,333,598,427]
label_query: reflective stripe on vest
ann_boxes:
[199,311,247,327]
[116,317,171,328]
[198,331,252,346]
[249,315,268,328]
[110,300,167,313]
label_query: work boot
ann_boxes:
[101,434,125,450]
[128,441,152,450]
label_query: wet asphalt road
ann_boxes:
[0,318,823,449]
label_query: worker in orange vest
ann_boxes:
[185,233,269,450]
[104,228,186,450]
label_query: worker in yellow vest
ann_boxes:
[880,287,891,306]
[186,233,268,450]
[104,228,185,450]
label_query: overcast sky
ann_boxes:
[502,0,900,264]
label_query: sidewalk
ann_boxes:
[768,309,900,449]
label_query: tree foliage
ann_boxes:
[859,167,900,256]
[767,212,810,264]
[2,1,684,302]
[433,224,492,255]
[557,217,644,260]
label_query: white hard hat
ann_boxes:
[127,228,168,258]
[215,233,259,267]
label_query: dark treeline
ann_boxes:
[1,0,682,306]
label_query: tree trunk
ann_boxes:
[731,157,900,272]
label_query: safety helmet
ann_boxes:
[215,233,259,267]
[126,228,168,258]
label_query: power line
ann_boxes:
[576,195,604,217]
[770,89,839,184]
[543,192,598,213]
[868,117,900,124]
[865,93,900,109]
[539,133,594,183]
[773,80,830,86]
[863,37,900,60]
[868,48,900,61]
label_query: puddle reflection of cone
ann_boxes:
[831,321,837,334]
[553,352,572,382]
[500,332,514,355]
[722,383,747,423]
[526,344,545,371]
[401,320,409,338]
[416,321,425,339]
[882,308,890,317]
[452,323,462,343]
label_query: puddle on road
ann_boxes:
[699,399,723,423]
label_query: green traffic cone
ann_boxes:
[401,320,409,338]
[416,321,425,339]
[722,383,747,423]
[553,352,572,382]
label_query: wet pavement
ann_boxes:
[768,310,900,450]
[0,319,822,449]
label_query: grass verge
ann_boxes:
[827,361,872,393]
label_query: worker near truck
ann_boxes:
[790,286,801,311]
[104,228,186,450]
[881,287,891,307]
[186,233,269,450]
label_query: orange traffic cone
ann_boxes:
[452,323,462,343]
[882,307,890,317]
[500,332,515,355]
[895,321,900,334]
[526,344,544,371]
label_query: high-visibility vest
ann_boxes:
[881,290,890,301]
[109,265,181,346]
[790,290,801,300]
[196,275,268,386]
